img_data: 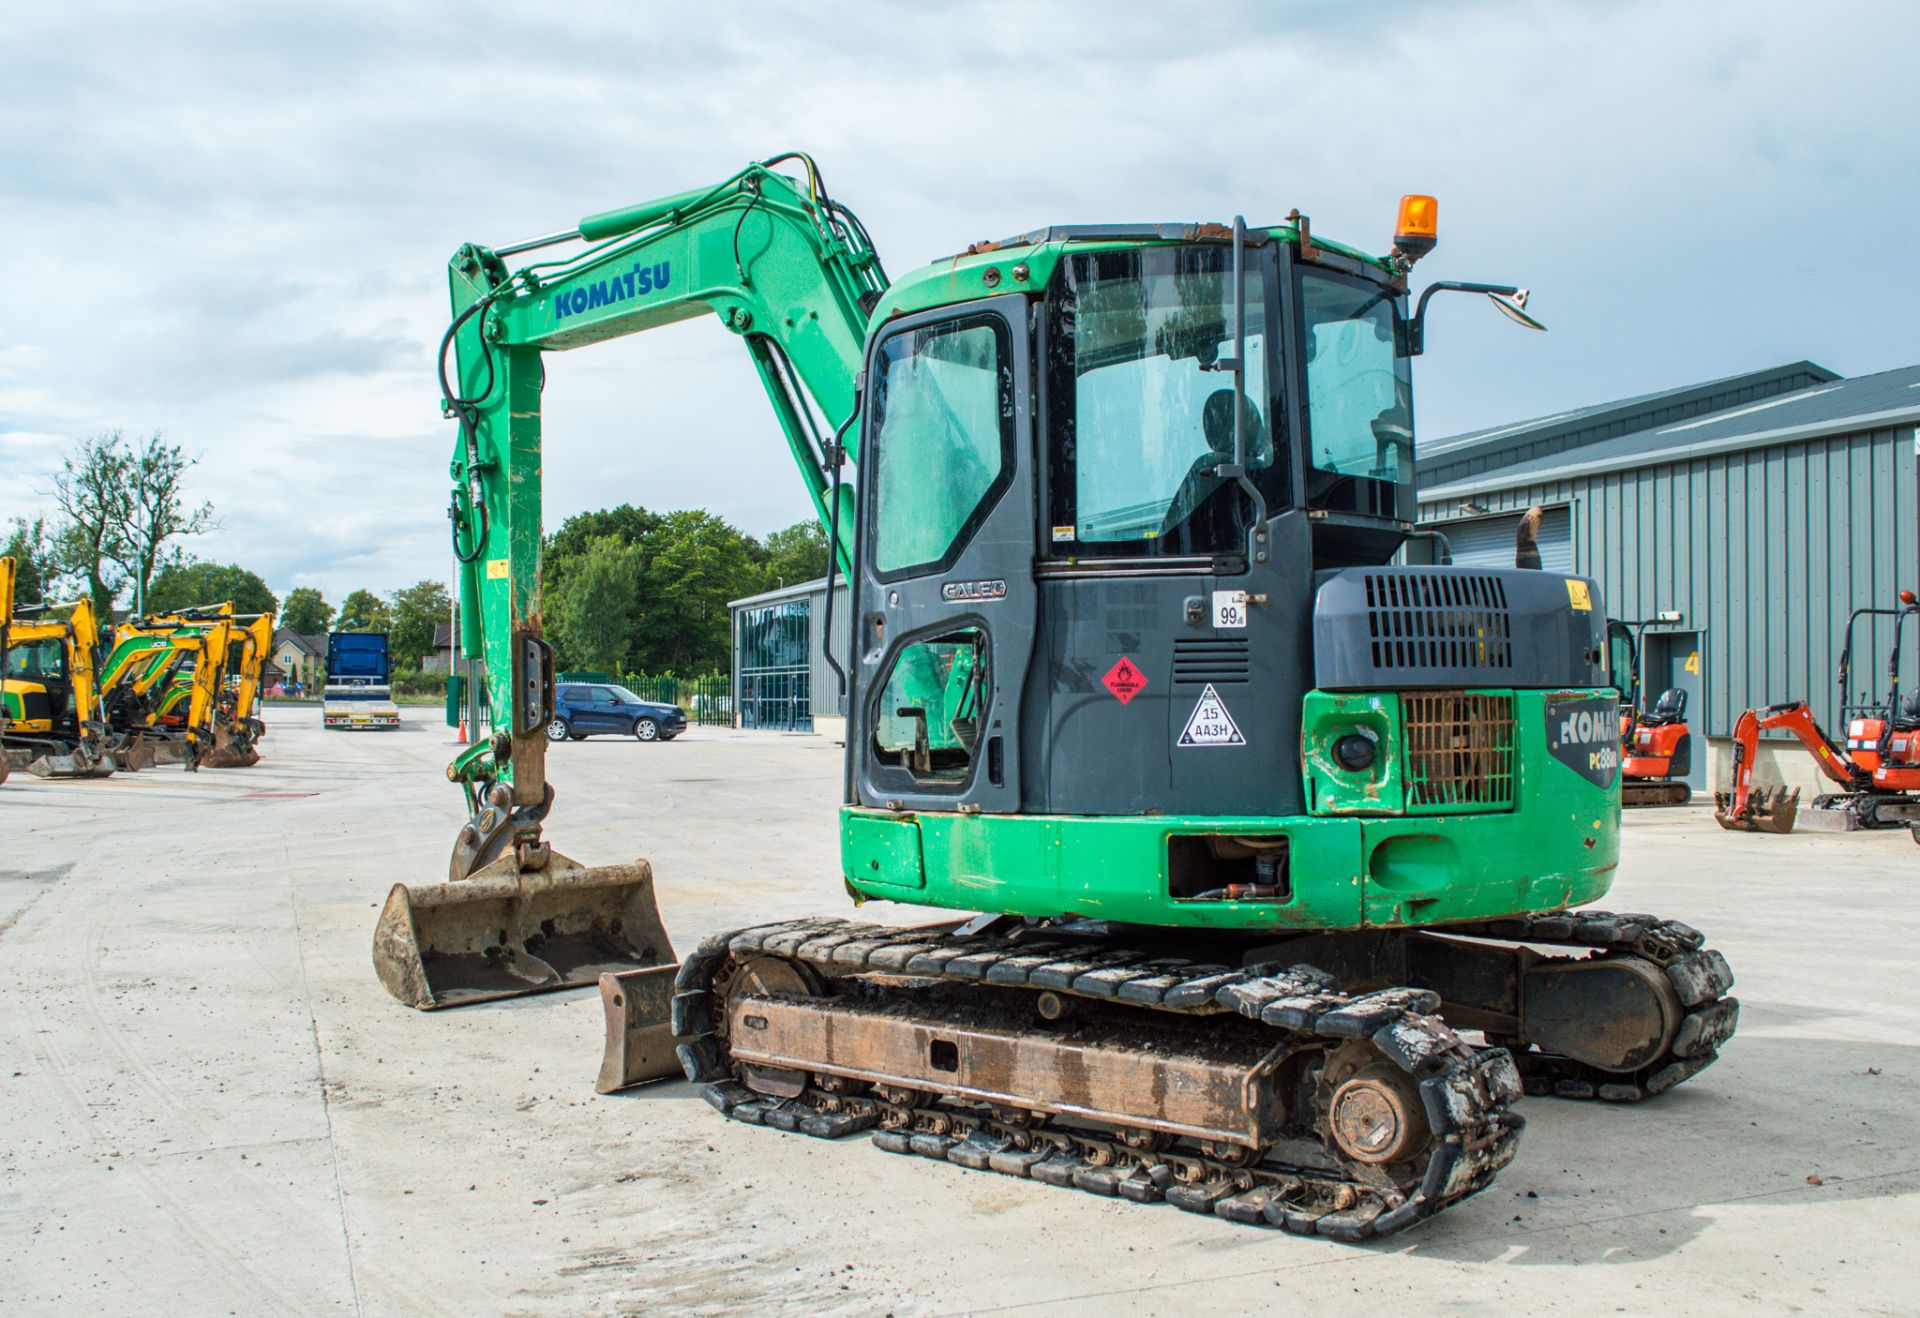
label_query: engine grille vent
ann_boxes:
[1173,638,1250,685]
[1365,572,1513,672]
[1404,691,1516,811]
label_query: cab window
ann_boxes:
[867,315,1014,578]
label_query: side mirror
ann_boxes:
[1485,288,1546,332]
[1409,281,1548,355]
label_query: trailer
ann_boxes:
[322,632,401,730]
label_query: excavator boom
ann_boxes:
[375,157,883,1011]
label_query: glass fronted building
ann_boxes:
[728,576,850,735]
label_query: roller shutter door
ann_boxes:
[1434,507,1572,573]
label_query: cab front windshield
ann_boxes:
[1046,246,1289,559]
[5,638,65,680]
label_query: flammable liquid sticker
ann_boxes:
[1544,695,1619,787]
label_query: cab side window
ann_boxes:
[868,315,1014,578]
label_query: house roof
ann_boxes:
[273,628,327,655]
[1423,363,1920,501]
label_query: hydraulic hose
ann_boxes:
[820,401,858,701]
[439,296,496,563]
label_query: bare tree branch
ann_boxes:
[52,429,132,614]
[106,431,217,609]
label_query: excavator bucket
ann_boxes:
[1714,786,1800,834]
[372,848,677,1010]
[200,723,259,768]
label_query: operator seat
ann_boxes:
[1642,687,1688,726]
[1160,388,1264,548]
[1895,689,1920,731]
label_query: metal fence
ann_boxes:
[617,673,733,727]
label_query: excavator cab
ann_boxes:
[1,597,116,779]
[1610,614,1694,806]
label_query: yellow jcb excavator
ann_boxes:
[0,557,12,786]
[2,582,116,779]
[100,604,237,768]
[202,611,273,768]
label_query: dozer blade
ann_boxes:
[595,966,683,1092]
[1714,786,1799,834]
[147,737,194,767]
[372,848,676,1010]
[111,737,156,772]
[25,745,114,779]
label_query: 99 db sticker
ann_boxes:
[1545,696,1619,788]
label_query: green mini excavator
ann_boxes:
[372,157,1737,1240]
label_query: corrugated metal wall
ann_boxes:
[806,579,852,717]
[1418,425,1918,736]
[1434,507,1573,572]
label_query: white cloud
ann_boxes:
[1,0,1914,601]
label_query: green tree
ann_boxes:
[640,509,761,672]
[280,586,332,634]
[549,537,646,674]
[547,503,660,561]
[334,589,392,632]
[388,580,451,672]
[759,518,830,590]
[147,561,278,615]
[3,517,56,606]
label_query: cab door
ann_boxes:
[851,295,1037,813]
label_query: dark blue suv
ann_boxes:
[548,683,687,743]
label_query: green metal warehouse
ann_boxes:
[1415,361,1920,796]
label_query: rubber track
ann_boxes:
[1621,780,1691,807]
[672,918,1524,1241]
[1437,909,1738,1101]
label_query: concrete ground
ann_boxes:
[2,707,1915,1317]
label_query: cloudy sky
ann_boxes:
[2,0,1913,603]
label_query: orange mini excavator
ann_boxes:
[1609,615,1694,807]
[1717,591,1920,836]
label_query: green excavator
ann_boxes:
[372,157,1738,1240]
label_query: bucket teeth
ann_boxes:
[1714,786,1799,834]
[372,847,678,1010]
